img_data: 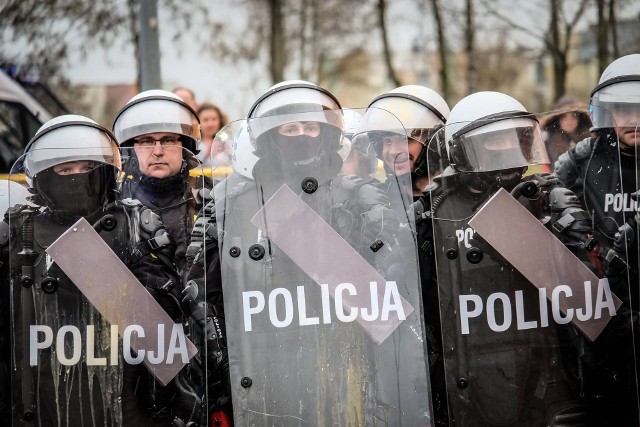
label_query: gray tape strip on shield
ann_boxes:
[469,188,622,342]
[250,184,414,344]
[46,218,197,386]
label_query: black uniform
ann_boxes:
[555,131,640,425]
[120,156,230,425]
[554,131,639,271]
[428,171,595,426]
[0,198,190,426]
[119,161,211,273]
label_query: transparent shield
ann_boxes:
[8,147,208,426]
[197,126,230,181]
[425,113,638,424]
[632,118,640,295]
[215,108,432,425]
[1,178,32,215]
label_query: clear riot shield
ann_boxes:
[8,146,208,426]
[215,108,432,425]
[587,105,640,425]
[425,113,635,426]
[1,179,32,215]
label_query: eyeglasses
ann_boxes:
[134,136,182,147]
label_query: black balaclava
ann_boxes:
[253,124,343,188]
[34,164,116,220]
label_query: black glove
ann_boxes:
[606,213,639,277]
[331,175,367,208]
[357,183,389,210]
[548,187,594,249]
[340,174,367,192]
[362,204,401,246]
[355,183,400,245]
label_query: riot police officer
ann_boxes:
[359,85,451,425]
[113,89,212,273]
[113,90,230,424]
[211,80,432,425]
[555,54,640,274]
[0,115,195,426]
[429,91,600,425]
[555,54,640,426]
[364,85,450,195]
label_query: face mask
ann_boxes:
[35,166,113,218]
[271,135,321,165]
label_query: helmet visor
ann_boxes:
[591,101,640,130]
[248,110,343,142]
[114,98,200,145]
[24,126,121,178]
[452,119,548,172]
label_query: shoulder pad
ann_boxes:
[573,137,594,162]
[139,207,164,235]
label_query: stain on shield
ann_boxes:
[469,188,622,341]
[250,184,414,344]
[46,218,197,386]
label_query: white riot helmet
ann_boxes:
[24,114,120,179]
[445,91,549,173]
[112,89,201,153]
[360,85,450,177]
[23,114,121,216]
[247,80,344,163]
[247,80,342,139]
[590,54,640,130]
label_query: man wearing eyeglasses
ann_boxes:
[113,90,207,273]
[133,134,184,179]
[113,90,230,426]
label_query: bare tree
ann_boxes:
[430,0,450,101]
[377,0,402,87]
[465,0,477,94]
[205,0,374,93]
[479,0,589,102]
[269,0,286,83]
[545,0,589,100]
[608,0,619,58]
[0,0,204,89]
[596,0,610,74]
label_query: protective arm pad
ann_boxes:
[606,213,639,276]
[553,137,592,189]
[185,198,218,265]
[548,187,595,249]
